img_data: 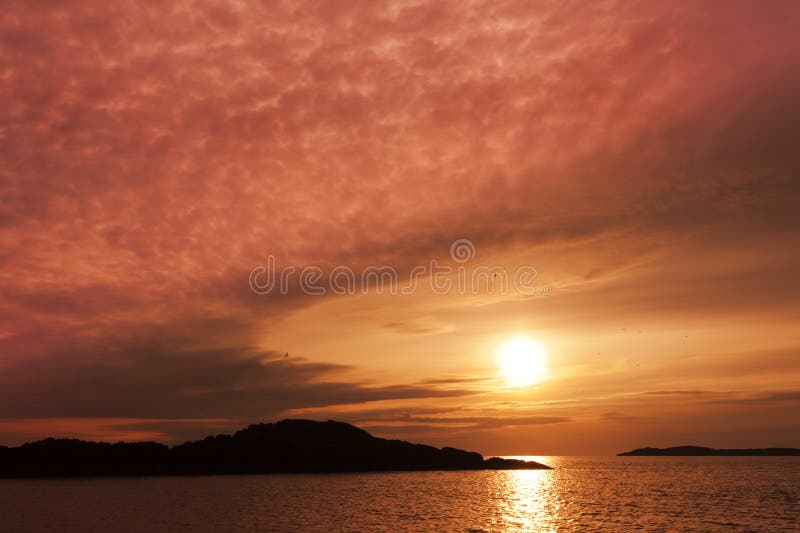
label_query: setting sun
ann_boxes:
[497,336,549,387]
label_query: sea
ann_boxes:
[1,456,797,532]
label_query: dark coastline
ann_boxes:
[618,446,800,456]
[0,419,550,478]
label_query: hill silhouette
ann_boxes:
[0,419,550,478]
[618,446,800,456]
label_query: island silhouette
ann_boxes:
[0,419,551,478]
[618,446,800,456]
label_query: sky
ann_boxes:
[1,0,799,455]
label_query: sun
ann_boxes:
[497,336,548,387]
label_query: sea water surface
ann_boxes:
[1,456,798,532]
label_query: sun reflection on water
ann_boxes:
[490,457,559,532]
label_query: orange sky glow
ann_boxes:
[1,0,799,454]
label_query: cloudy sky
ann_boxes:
[1,0,798,454]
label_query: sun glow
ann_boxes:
[497,336,548,387]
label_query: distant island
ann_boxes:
[0,419,550,478]
[618,446,800,456]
